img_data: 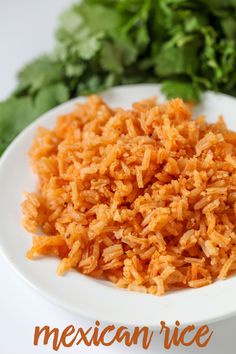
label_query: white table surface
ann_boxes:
[0,1,236,353]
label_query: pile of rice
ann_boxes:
[22,95,236,295]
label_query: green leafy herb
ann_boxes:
[2,0,236,154]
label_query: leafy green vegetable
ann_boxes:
[0,97,35,155]
[0,83,69,154]
[162,80,201,102]
[155,42,200,77]
[34,83,69,116]
[2,0,236,155]
[15,56,65,95]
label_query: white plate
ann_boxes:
[1,84,236,327]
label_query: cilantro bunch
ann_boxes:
[1,0,236,155]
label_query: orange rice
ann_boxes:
[22,95,236,295]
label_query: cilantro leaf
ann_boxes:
[162,79,201,102]
[2,0,236,155]
[155,42,200,77]
[0,97,36,154]
[15,56,65,95]
[34,83,69,116]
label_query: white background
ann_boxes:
[0,1,236,353]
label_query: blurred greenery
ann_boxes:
[2,0,236,154]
